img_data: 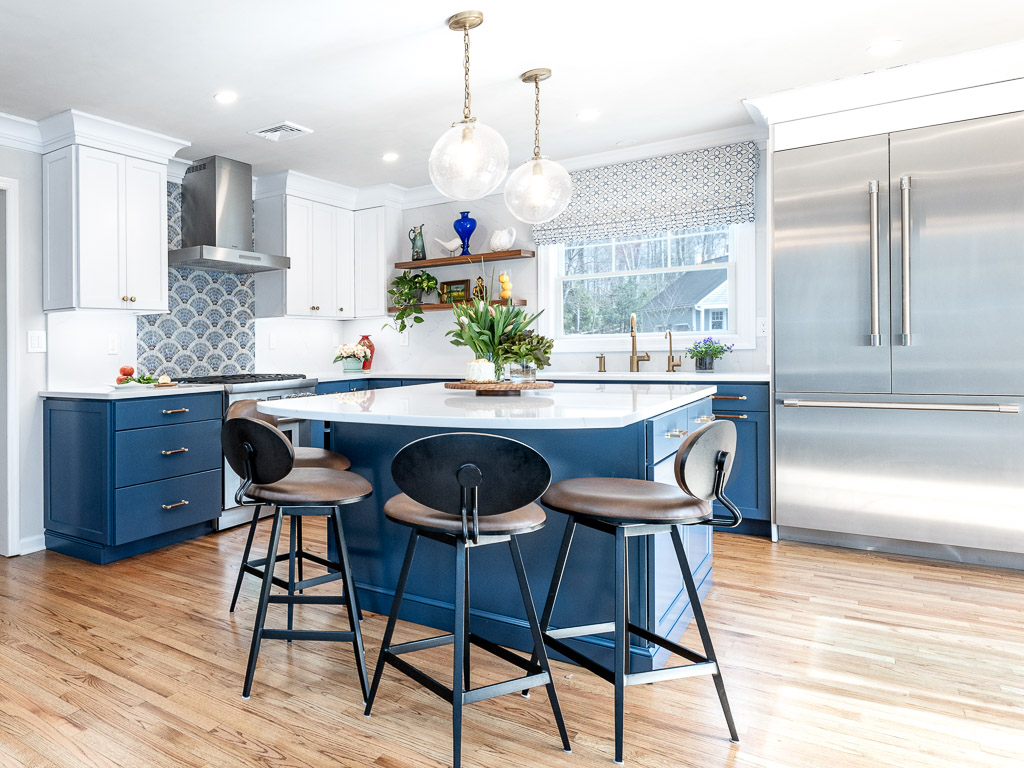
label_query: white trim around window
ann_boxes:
[536,223,756,354]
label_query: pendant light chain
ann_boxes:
[533,76,542,159]
[463,25,472,121]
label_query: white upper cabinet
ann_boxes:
[43,145,168,313]
[254,195,355,319]
[353,205,400,318]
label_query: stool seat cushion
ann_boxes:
[384,493,546,537]
[249,467,372,505]
[293,446,351,471]
[543,477,710,525]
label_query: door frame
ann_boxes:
[1,176,21,556]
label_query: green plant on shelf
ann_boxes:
[496,330,554,370]
[385,269,439,333]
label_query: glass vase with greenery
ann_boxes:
[684,336,733,372]
[386,269,439,333]
[497,330,554,382]
[446,298,544,380]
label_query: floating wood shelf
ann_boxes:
[393,249,535,271]
[386,299,527,314]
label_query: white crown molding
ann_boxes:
[253,169,358,208]
[354,183,408,210]
[167,156,192,184]
[36,109,189,163]
[0,111,43,153]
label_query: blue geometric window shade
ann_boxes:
[532,141,760,245]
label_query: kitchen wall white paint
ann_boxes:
[0,190,8,552]
[0,145,46,553]
[46,311,138,389]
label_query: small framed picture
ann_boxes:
[440,279,471,304]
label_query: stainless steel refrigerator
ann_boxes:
[772,111,1024,565]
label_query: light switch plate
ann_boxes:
[26,330,46,353]
[399,329,409,347]
[107,334,119,355]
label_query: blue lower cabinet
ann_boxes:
[711,385,770,536]
[43,395,223,564]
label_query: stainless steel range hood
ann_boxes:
[168,156,289,273]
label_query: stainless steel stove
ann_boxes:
[177,373,320,529]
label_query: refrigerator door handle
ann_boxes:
[782,399,1019,414]
[868,181,882,346]
[899,175,912,346]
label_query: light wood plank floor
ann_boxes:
[0,523,1021,768]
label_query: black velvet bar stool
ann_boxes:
[225,399,355,616]
[363,432,571,768]
[221,416,372,700]
[537,420,743,764]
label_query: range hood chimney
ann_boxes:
[168,156,289,273]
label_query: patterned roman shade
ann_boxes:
[532,141,760,245]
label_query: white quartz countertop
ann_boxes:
[260,382,717,430]
[311,369,769,384]
[39,383,225,400]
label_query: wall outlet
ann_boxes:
[26,330,46,353]
[107,334,119,355]
[757,317,769,336]
[399,329,410,347]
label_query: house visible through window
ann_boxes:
[558,225,740,336]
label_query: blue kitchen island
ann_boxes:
[262,381,717,672]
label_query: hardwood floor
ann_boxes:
[0,523,1021,767]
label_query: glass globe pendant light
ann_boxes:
[428,11,509,201]
[504,68,572,224]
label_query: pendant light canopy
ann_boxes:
[504,68,572,224]
[428,11,509,201]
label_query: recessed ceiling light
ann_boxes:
[866,39,903,56]
[382,152,400,162]
[576,109,601,121]
[213,91,238,104]
[615,139,637,147]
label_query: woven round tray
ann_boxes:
[444,380,554,397]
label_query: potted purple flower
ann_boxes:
[685,337,733,372]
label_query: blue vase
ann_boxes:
[453,211,476,256]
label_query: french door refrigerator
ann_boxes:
[773,111,1024,562]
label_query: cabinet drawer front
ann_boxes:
[647,400,714,465]
[115,420,222,487]
[711,384,769,413]
[316,381,353,395]
[115,393,222,430]
[114,469,221,545]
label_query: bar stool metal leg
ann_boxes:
[230,504,262,613]
[332,506,369,702]
[287,515,297,639]
[295,515,304,593]
[614,526,628,764]
[671,526,739,742]
[509,535,572,753]
[243,507,284,698]
[364,530,419,716]
[452,538,467,768]
[463,553,471,692]
[524,517,577,697]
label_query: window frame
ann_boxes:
[536,222,756,353]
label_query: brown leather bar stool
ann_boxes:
[221,416,372,700]
[537,420,742,764]
[363,432,571,768]
[225,399,354,615]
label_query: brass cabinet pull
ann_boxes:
[161,447,189,455]
[712,395,747,400]
[694,415,713,423]
[664,428,689,438]
[121,295,129,301]
[162,408,189,414]
[162,500,189,510]
[338,307,344,312]
[714,413,748,419]
[130,296,137,302]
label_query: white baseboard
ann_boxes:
[19,534,45,555]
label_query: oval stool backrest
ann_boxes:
[225,398,280,429]
[673,420,737,501]
[392,432,551,519]
[221,416,295,486]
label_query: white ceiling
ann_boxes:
[2,0,1023,188]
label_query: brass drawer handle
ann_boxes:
[161,447,189,455]
[162,500,189,510]
[694,415,713,423]
[712,395,747,400]
[665,429,689,438]
[714,413,748,419]
[162,408,189,414]
[130,296,137,302]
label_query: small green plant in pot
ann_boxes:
[497,330,554,382]
[386,269,439,333]
[685,336,733,372]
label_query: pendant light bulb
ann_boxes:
[505,69,572,224]
[428,11,509,201]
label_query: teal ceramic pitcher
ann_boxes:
[408,225,426,261]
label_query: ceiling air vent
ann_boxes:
[247,121,314,142]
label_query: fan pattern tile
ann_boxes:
[135,182,255,378]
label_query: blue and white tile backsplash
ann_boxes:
[135,182,256,377]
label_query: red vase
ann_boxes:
[359,334,375,370]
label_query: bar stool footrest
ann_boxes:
[267,594,348,606]
[261,629,356,642]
